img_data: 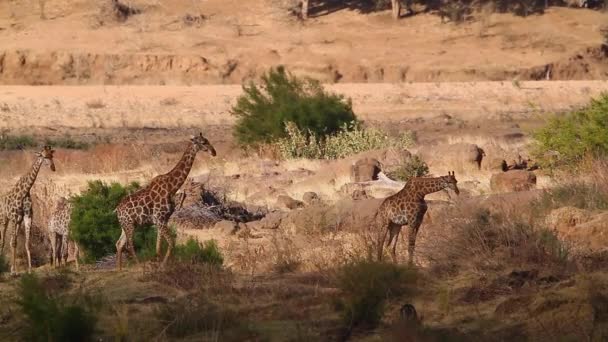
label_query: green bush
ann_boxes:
[276,121,415,159]
[532,93,608,169]
[16,274,99,342]
[174,238,224,266]
[70,180,144,262]
[334,260,417,330]
[0,134,36,150]
[386,155,430,182]
[232,66,357,146]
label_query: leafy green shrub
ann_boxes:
[276,121,415,159]
[232,66,357,146]
[532,93,608,170]
[70,180,143,262]
[386,155,430,182]
[0,134,36,150]
[334,260,417,330]
[174,238,224,266]
[16,274,99,342]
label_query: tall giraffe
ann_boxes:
[0,145,56,273]
[114,133,216,270]
[374,172,459,264]
[48,197,80,270]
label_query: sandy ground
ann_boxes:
[1,81,607,131]
[0,1,607,84]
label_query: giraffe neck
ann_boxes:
[164,142,198,194]
[404,177,446,200]
[14,157,44,198]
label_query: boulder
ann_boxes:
[276,195,305,210]
[352,158,382,182]
[302,191,321,205]
[545,207,592,231]
[213,220,238,235]
[490,170,536,193]
[419,143,485,170]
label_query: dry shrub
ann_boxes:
[426,205,572,277]
[270,233,301,274]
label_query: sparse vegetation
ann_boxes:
[385,154,430,182]
[0,134,36,150]
[532,93,608,170]
[16,274,99,342]
[155,293,257,340]
[429,207,572,276]
[85,99,106,109]
[231,66,357,146]
[0,253,8,278]
[276,121,415,159]
[45,136,90,150]
[173,238,224,266]
[334,259,417,331]
[70,180,144,262]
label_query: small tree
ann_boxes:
[231,66,357,146]
[70,180,144,262]
[532,93,608,169]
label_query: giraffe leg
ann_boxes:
[74,242,80,271]
[155,226,163,260]
[0,217,8,253]
[23,196,33,272]
[126,233,140,266]
[375,215,390,262]
[407,221,422,266]
[116,229,127,271]
[391,227,402,263]
[49,232,57,267]
[62,235,68,267]
[10,223,18,274]
[159,224,174,267]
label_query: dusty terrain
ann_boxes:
[1,1,608,341]
[1,1,607,84]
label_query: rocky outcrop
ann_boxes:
[490,170,537,193]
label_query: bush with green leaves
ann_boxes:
[45,136,90,150]
[385,154,430,182]
[532,93,608,170]
[70,180,144,262]
[174,238,224,266]
[276,121,415,159]
[334,260,417,330]
[16,274,99,342]
[232,66,356,146]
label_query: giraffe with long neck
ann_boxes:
[374,172,459,265]
[114,133,216,270]
[0,146,56,273]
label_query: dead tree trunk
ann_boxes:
[391,0,401,19]
[302,0,309,19]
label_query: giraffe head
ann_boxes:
[190,132,216,156]
[35,145,56,172]
[441,171,459,195]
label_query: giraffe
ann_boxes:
[374,172,459,265]
[48,197,80,270]
[0,145,56,274]
[114,133,216,270]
